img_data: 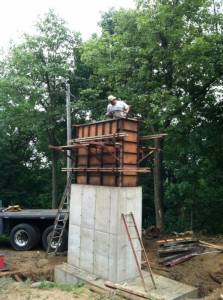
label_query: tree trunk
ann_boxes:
[51,149,57,208]
[153,138,164,231]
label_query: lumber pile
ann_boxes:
[158,238,200,267]
[157,238,223,267]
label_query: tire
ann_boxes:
[42,225,68,252]
[10,223,39,251]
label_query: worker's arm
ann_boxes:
[106,104,113,117]
[122,101,130,114]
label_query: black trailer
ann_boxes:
[0,209,68,251]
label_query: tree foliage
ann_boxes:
[0,10,84,208]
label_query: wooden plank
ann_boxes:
[78,148,88,156]
[97,123,103,136]
[157,237,195,245]
[73,132,127,143]
[123,142,137,153]
[59,144,90,150]
[102,154,116,164]
[89,176,101,185]
[111,120,117,133]
[89,156,101,165]
[0,270,26,278]
[104,281,149,299]
[77,127,83,138]
[104,122,111,135]
[123,154,137,165]
[140,134,168,140]
[122,120,138,131]
[62,168,150,173]
[83,126,89,137]
[199,240,223,251]
[164,253,195,267]
[123,165,137,176]
[158,246,198,256]
[103,175,116,186]
[124,131,137,142]
[122,176,138,187]
[76,175,87,184]
[90,124,96,136]
[77,156,88,165]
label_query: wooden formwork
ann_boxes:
[49,119,167,187]
[74,118,139,187]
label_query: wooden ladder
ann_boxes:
[121,212,156,291]
[47,173,72,255]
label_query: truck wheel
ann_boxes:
[10,223,40,251]
[42,225,68,252]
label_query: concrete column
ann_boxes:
[68,184,142,282]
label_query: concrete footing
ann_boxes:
[55,263,198,300]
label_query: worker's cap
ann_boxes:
[108,95,117,102]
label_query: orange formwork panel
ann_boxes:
[74,118,139,187]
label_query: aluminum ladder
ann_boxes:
[47,173,72,255]
[121,212,156,291]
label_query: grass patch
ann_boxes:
[36,281,126,299]
[37,280,84,292]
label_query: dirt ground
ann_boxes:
[0,240,65,281]
[0,236,223,299]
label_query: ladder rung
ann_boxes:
[53,229,63,232]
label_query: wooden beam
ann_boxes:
[72,132,127,143]
[157,237,195,245]
[140,134,168,141]
[62,167,151,173]
[138,151,154,164]
[59,144,90,150]
[199,240,223,251]
[104,281,149,299]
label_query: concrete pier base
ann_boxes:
[55,263,198,300]
[68,184,142,282]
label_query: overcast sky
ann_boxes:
[0,0,135,49]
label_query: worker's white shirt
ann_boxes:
[107,100,129,114]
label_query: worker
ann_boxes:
[106,95,130,118]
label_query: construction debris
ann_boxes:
[157,238,223,267]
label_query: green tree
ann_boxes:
[0,10,82,208]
